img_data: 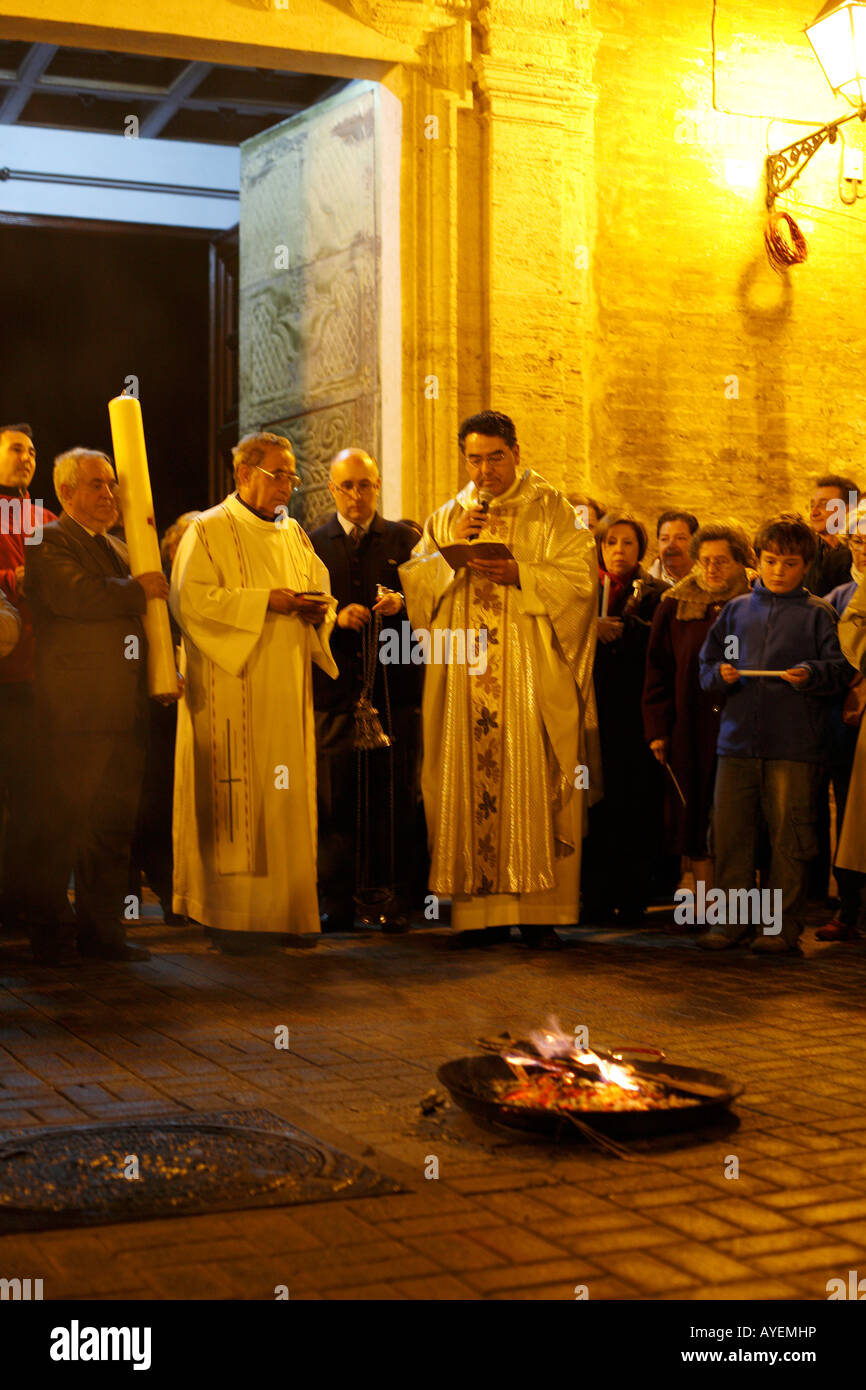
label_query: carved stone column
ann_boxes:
[336,0,599,511]
[473,1,599,491]
[369,5,473,522]
[335,1,471,522]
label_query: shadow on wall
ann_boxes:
[736,252,795,335]
[736,250,796,515]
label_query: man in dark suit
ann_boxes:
[802,473,860,903]
[24,447,171,964]
[310,448,422,933]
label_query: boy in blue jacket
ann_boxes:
[697,514,849,954]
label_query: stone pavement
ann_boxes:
[1,908,866,1302]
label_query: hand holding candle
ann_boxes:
[597,573,623,642]
[108,394,178,699]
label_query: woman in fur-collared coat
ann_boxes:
[642,523,754,887]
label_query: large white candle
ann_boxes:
[108,394,177,698]
[600,573,610,619]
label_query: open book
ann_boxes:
[436,539,514,571]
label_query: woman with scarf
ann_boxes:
[642,523,754,899]
[581,512,667,924]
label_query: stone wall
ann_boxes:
[467,0,599,507]
[586,0,866,538]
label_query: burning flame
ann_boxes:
[504,1017,642,1092]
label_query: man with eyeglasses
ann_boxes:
[310,448,423,934]
[804,473,858,598]
[170,431,338,954]
[23,448,174,964]
[400,409,599,949]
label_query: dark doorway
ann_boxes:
[0,218,214,532]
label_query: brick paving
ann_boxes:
[1,906,866,1301]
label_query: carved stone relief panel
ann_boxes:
[265,398,378,532]
[239,84,381,528]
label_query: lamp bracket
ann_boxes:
[766,106,866,206]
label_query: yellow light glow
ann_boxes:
[806,1,866,106]
[724,157,759,189]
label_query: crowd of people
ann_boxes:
[0,410,863,965]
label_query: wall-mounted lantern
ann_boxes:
[766,0,866,206]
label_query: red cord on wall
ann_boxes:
[764,211,808,273]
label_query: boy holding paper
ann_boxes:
[697,515,849,953]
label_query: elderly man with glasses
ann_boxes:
[309,448,423,933]
[23,447,173,964]
[170,432,338,953]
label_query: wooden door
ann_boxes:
[208,224,239,506]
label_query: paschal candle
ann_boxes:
[108,394,177,698]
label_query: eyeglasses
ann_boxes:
[465,451,507,467]
[332,481,377,496]
[697,556,734,569]
[255,464,300,488]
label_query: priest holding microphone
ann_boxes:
[400,410,600,947]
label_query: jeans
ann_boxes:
[712,756,821,946]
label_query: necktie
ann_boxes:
[95,533,125,576]
[350,524,364,549]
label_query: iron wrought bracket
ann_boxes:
[766,106,866,207]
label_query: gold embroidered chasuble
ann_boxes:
[401,470,599,929]
[170,493,337,934]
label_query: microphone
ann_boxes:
[467,488,492,539]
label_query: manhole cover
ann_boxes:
[0,1109,403,1233]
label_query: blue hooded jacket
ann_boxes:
[698,582,850,762]
[826,578,856,617]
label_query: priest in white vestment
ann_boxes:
[400,411,599,947]
[170,432,337,952]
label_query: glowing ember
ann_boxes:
[493,1016,696,1112]
[493,1073,698,1113]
